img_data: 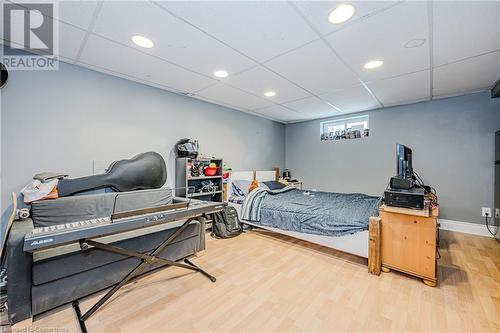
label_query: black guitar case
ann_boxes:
[57,152,167,197]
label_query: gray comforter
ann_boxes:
[243,188,381,237]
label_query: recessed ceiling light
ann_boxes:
[264,91,276,97]
[328,4,355,24]
[364,60,384,69]
[404,38,426,48]
[131,35,154,48]
[213,70,229,78]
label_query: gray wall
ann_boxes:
[2,60,498,229]
[0,62,285,226]
[286,92,500,224]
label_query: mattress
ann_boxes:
[240,189,381,237]
[229,201,369,258]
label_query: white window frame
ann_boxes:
[320,115,369,141]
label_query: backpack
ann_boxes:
[211,206,243,239]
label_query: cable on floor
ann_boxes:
[485,213,500,243]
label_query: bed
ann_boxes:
[227,170,381,258]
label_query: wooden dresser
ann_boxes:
[379,205,438,286]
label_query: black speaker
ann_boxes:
[0,63,8,88]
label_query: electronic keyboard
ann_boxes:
[24,199,223,252]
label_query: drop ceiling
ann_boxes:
[3,0,500,123]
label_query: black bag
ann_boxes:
[211,206,243,238]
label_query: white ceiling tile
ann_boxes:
[192,94,284,122]
[0,0,94,42]
[368,70,430,106]
[433,52,500,97]
[293,1,400,36]
[92,1,256,78]
[57,22,86,60]
[0,4,84,61]
[227,66,311,104]
[433,1,500,66]
[320,85,380,113]
[255,105,307,123]
[58,1,99,30]
[325,1,429,81]
[283,96,340,119]
[195,83,273,111]
[79,35,216,93]
[192,94,245,111]
[265,40,359,95]
[6,0,496,122]
[76,61,186,94]
[161,1,318,62]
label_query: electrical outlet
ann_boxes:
[495,208,500,219]
[482,207,491,217]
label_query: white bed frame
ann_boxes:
[228,170,369,258]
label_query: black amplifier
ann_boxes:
[384,187,425,209]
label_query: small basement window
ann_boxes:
[320,115,369,141]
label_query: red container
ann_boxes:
[204,167,218,176]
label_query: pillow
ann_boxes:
[232,180,252,196]
[259,183,270,190]
[263,181,286,190]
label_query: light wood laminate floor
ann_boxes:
[8,229,500,332]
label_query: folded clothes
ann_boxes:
[33,172,68,182]
[21,179,59,204]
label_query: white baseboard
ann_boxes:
[438,219,497,238]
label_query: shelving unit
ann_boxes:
[175,157,223,203]
[189,175,222,180]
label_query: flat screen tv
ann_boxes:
[396,143,413,179]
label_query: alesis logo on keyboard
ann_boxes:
[30,238,54,246]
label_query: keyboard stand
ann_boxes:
[72,217,216,333]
